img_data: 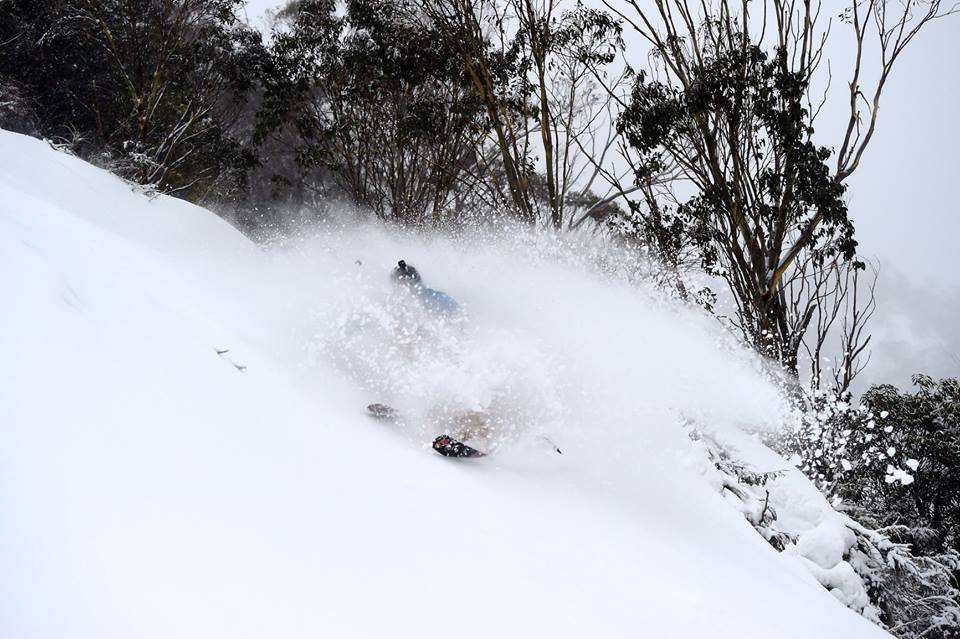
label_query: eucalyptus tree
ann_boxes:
[609,0,954,380]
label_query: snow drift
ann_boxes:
[0,130,890,638]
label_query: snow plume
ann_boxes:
[265,218,790,458]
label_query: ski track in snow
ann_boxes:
[0,131,890,638]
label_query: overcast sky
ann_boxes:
[240,0,959,392]
[790,11,960,390]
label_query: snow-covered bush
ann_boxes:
[766,376,960,637]
[688,428,793,550]
[773,389,918,501]
[845,521,960,639]
[690,426,884,619]
[777,376,959,555]
[850,377,960,555]
[693,421,959,637]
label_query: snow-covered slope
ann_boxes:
[0,130,889,638]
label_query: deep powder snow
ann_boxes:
[0,131,890,638]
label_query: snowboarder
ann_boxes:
[391,259,460,316]
[375,260,484,456]
[366,403,489,458]
[377,260,561,458]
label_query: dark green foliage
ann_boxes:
[257,0,489,224]
[615,32,858,374]
[552,4,622,68]
[844,376,960,556]
[0,75,38,134]
[778,375,960,636]
[777,376,960,556]
[0,1,117,144]
[618,43,854,268]
[0,0,266,200]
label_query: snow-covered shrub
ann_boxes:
[849,377,960,556]
[773,388,917,502]
[693,422,959,637]
[111,140,164,193]
[778,376,959,555]
[845,520,960,639]
[46,125,91,157]
[690,427,884,620]
[767,376,960,637]
[688,429,793,551]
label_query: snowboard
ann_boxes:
[365,404,487,458]
[432,434,486,458]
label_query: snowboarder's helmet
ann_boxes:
[392,259,421,285]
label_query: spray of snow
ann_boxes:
[261,219,791,458]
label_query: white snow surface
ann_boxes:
[0,130,890,638]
